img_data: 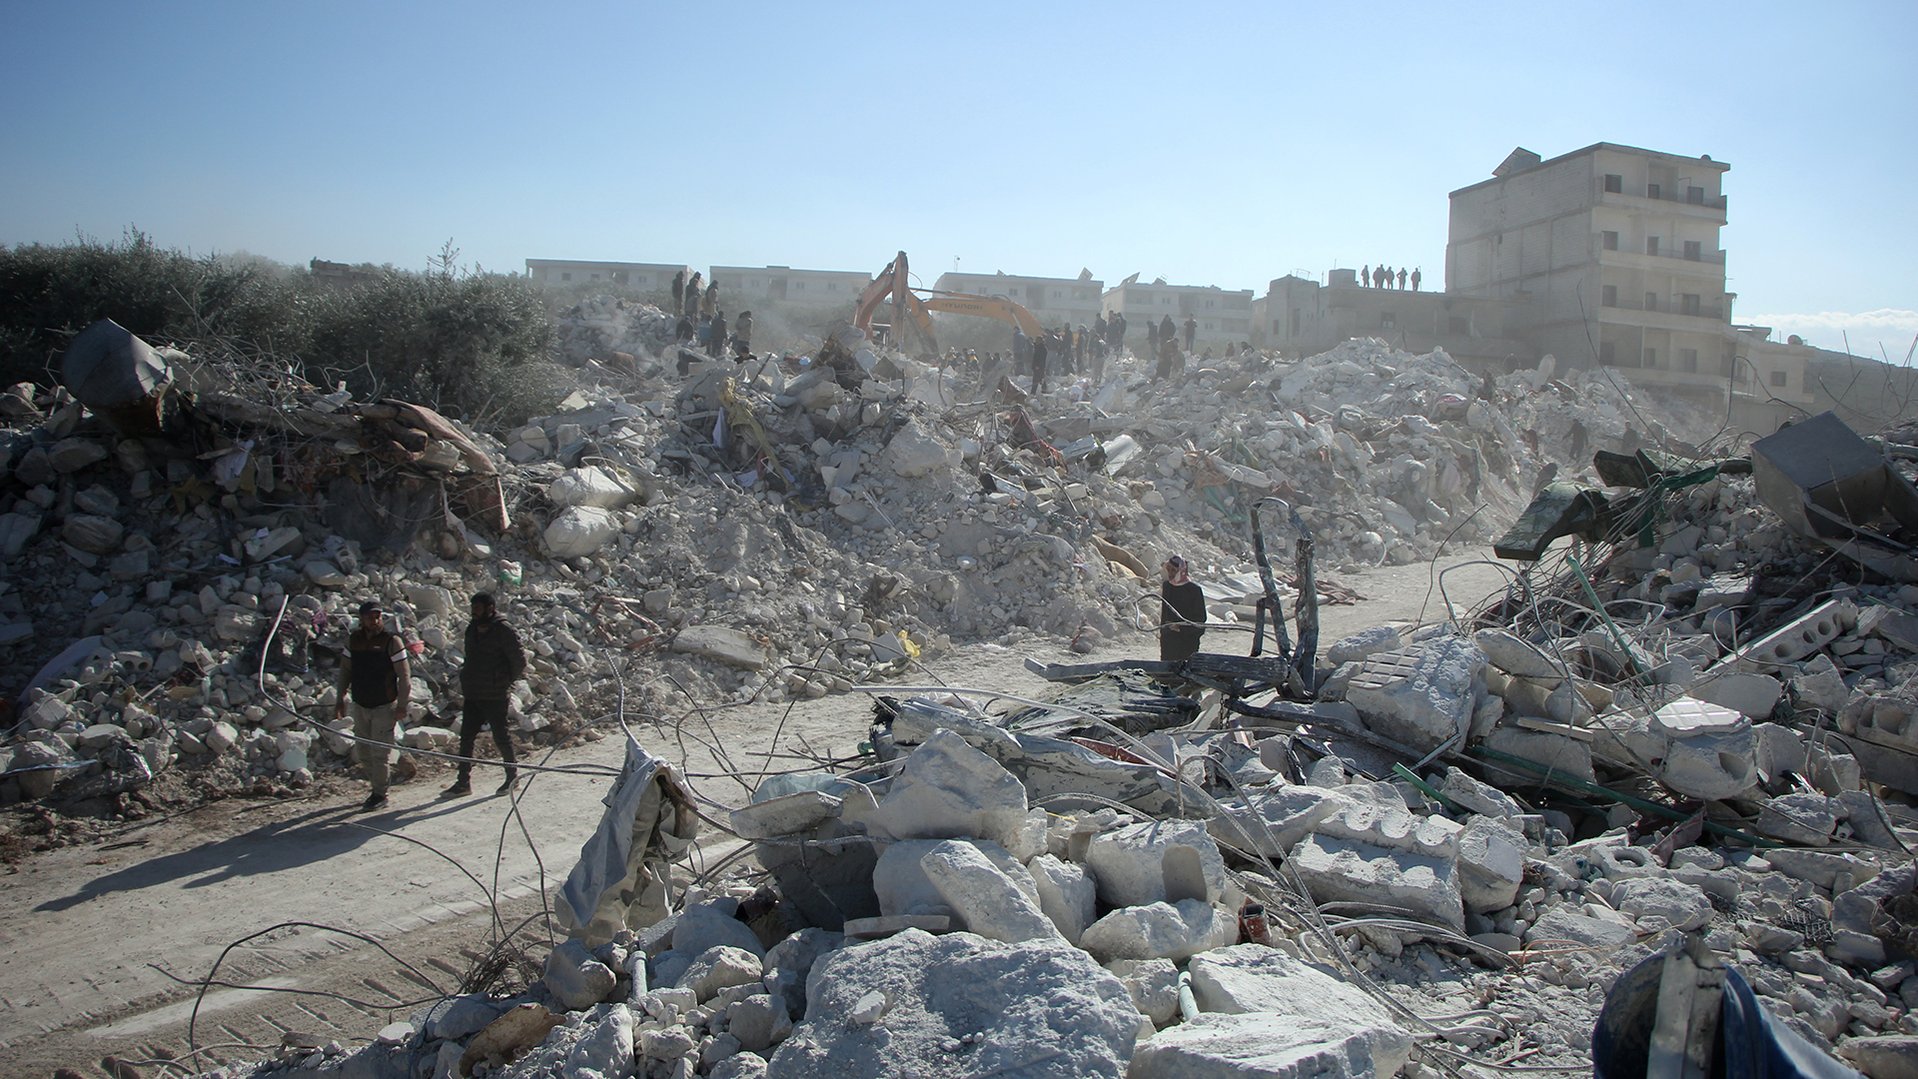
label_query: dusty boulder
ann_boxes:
[767,928,1139,1078]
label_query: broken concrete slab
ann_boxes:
[1129,1010,1413,1079]
[1027,853,1096,946]
[767,928,1139,1077]
[1078,898,1237,962]
[671,625,769,670]
[918,840,1059,944]
[1341,634,1485,754]
[1290,831,1465,931]
[869,728,1028,849]
[1082,818,1226,908]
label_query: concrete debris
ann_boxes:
[12,317,1918,1079]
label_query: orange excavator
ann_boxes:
[850,251,1047,356]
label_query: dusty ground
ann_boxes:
[0,554,1509,1079]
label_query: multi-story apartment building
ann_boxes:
[1446,143,1734,400]
[1100,277,1256,351]
[523,259,689,291]
[708,265,873,310]
[930,270,1104,332]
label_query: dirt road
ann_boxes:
[0,554,1509,1077]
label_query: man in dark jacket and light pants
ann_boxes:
[446,592,525,797]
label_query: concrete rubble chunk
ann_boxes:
[672,625,769,670]
[1027,853,1096,945]
[1079,898,1237,962]
[882,417,956,478]
[1083,818,1226,908]
[1290,831,1466,931]
[1342,634,1485,753]
[549,464,643,509]
[1650,697,1759,800]
[869,728,1028,849]
[61,513,124,554]
[543,505,620,557]
[1457,818,1526,913]
[673,900,767,959]
[768,928,1140,1078]
[1755,792,1843,845]
[1324,624,1404,665]
[1525,907,1635,949]
[726,993,794,1054]
[1475,627,1569,680]
[1611,876,1714,931]
[1187,945,1389,1022]
[47,436,109,473]
[1106,957,1180,1027]
[677,945,765,1003]
[544,938,618,1010]
[1687,669,1783,718]
[874,839,1035,921]
[1210,784,1352,857]
[918,839,1059,943]
[1129,1011,1414,1079]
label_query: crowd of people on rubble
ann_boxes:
[1355,264,1422,290]
[668,269,754,362]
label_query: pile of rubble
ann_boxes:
[202,413,1918,1077]
[7,306,1918,1076]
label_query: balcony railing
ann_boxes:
[1600,299,1727,320]
[1601,188,1729,212]
[1600,245,1727,266]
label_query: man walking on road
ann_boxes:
[336,600,410,811]
[446,593,525,797]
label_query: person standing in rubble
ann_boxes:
[335,600,410,811]
[710,310,729,357]
[1397,267,1408,290]
[1030,330,1049,394]
[1109,311,1126,355]
[446,593,524,797]
[1158,313,1176,354]
[1156,333,1180,382]
[1183,314,1197,352]
[734,310,753,355]
[1411,267,1423,291]
[701,281,718,318]
[1159,556,1207,663]
[685,272,703,314]
[1359,264,1369,288]
[1145,318,1159,362]
[671,269,686,315]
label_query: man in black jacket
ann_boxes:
[446,593,525,797]
[336,600,410,810]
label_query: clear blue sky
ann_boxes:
[3,0,1913,361]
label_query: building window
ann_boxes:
[1602,285,1618,307]
[1687,186,1706,204]
[1380,312,1396,329]
[1681,293,1701,316]
[1644,347,1658,368]
[1647,183,1661,200]
[1770,370,1787,387]
[1646,236,1661,256]
[1683,240,1702,261]
[1205,300,1215,309]
[1602,231,1619,251]
[1450,316,1469,334]
[1604,173,1622,193]
[1600,341,1616,364]
[1645,292,1657,312]
[1681,348,1699,372]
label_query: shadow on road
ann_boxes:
[35,794,484,912]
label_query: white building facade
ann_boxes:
[1100,278,1256,351]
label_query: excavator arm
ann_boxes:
[850,251,1046,356]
